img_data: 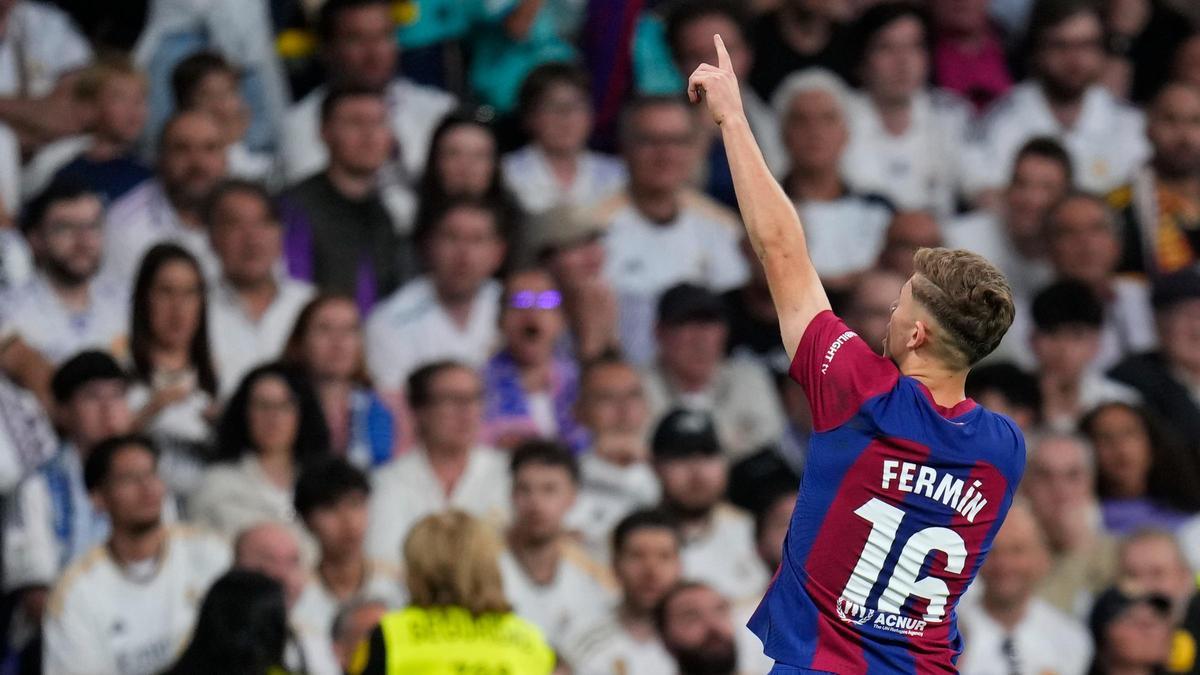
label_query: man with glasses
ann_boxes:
[1,179,126,364]
[601,95,748,366]
[365,361,510,560]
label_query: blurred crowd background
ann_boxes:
[0,0,1196,672]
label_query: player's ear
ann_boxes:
[908,320,928,351]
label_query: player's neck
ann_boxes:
[903,366,969,409]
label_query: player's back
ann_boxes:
[750,311,1025,673]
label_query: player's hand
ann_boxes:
[687,34,745,127]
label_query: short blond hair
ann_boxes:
[73,54,145,103]
[910,247,1015,369]
[403,511,511,616]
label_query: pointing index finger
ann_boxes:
[715,34,731,72]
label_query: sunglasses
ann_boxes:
[509,290,562,310]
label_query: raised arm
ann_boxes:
[687,35,831,358]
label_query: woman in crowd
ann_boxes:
[127,243,219,502]
[282,294,402,466]
[166,569,291,675]
[349,510,555,675]
[1081,401,1200,534]
[191,362,329,546]
[482,268,584,451]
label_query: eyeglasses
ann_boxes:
[509,290,562,310]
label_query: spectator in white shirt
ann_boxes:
[3,179,127,364]
[966,0,1149,198]
[171,52,275,185]
[1029,281,1140,431]
[644,284,786,460]
[840,3,972,217]
[292,457,405,644]
[565,356,661,563]
[365,198,507,393]
[365,362,510,561]
[563,510,681,675]
[655,582,740,675]
[1044,193,1158,370]
[102,111,228,285]
[503,62,627,215]
[127,243,219,500]
[192,363,330,550]
[876,210,944,279]
[43,435,230,675]
[651,410,768,607]
[601,95,748,365]
[958,500,1093,675]
[206,180,314,398]
[773,69,894,291]
[279,0,455,185]
[501,441,615,648]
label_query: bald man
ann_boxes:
[958,501,1093,674]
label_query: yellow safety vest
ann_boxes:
[367,606,555,674]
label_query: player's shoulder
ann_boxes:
[46,544,112,617]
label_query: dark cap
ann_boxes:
[1152,269,1200,311]
[657,283,726,326]
[652,409,722,460]
[1031,280,1103,332]
[1088,587,1172,643]
[52,351,128,404]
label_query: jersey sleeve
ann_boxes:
[789,310,900,432]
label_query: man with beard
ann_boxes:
[966,0,1148,198]
[1,179,127,364]
[1109,81,1200,277]
[101,110,227,284]
[42,435,230,675]
[657,582,740,675]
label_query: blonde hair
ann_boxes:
[73,54,145,103]
[403,511,511,615]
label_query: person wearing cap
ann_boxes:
[1110,268,1200,446]
[2,351,133,663]
[1087,587,1175,674]
[1029,280,1140,432]
[957,500,1094,675]
[481,268,585,451]
[644,282,786,461]
[527,204,620,363]
[1,178,128,365]
[651,409,768,607]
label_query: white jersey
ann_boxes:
[499,543,616,648]
[680,503,769,607]
[565,453,661,564]
[965,82,1149,196]
[797,193,894,280]
[563,615,678,675]
[365,446,511,561]
[365,276,501,392]
[291,559,407,642]
[841,89,971,218]
[0,1,91,98]
[502,146,627,215]
[0,272,129,364]
[42,525,231,675]
[100,180,220,286]
[957,597,1093,675]
[207,275,314,399]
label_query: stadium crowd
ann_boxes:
[0,0,1196,672]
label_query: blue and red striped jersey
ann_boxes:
[750,311,1026,673]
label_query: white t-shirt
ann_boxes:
[679,503,770,607]
[278,78,456,185]
[365,276,502,392]
[207,275,314,398]
[42,525,231,675]
[965,82,1149,196]
[499,544,616,649]
[100,180,220,287]
[0,272,129,364]
[562,615,678,675]
[502,146,627,215]
[21,134,90,201]
[0,1,91,98]
[291,560,407,642]
[957,597,1093,675]
[841,89,971,218]
[797,193,893,279]
[565,453,661,564]
[0,224,32,291]
[365,446,511,561]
